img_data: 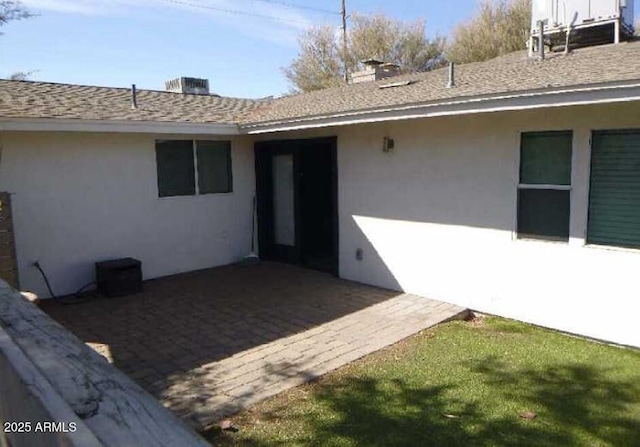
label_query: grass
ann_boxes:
[203,316,640,446]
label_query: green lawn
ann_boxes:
[203,316,640,447]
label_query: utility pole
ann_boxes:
[341,0,348,83]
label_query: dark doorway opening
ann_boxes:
[255,137,338,275]
[300,140,336,272]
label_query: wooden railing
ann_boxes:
[0,281,209,447]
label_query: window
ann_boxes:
[196,141,232,194]
[156,140,195,197]
[155,140,232,197]
[587,130,640,249]
[517,131,572,241]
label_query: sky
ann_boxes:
[1,0,637,98]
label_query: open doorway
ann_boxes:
[255,137,338,274]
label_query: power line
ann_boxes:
[153,0,316,26]
[250,0,339,15]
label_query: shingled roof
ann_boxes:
[0,81,265,124]
[244,40,640,126]
[1,40,640,129]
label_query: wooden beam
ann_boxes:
[0,281,209,447]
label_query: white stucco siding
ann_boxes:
[0,132,255,297]
[270,102,640,348]
[3,101,640,348]
[338,103,640,348]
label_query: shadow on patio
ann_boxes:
[41,262,402,419]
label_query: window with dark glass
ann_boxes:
[587,130,640,249]
[155,140,232,197]
[156,140,195,197]
[517,131,572,241]
[196,140,232,194]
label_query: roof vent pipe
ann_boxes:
[538,20,545,60]
[447,62,455,88]
[131,84,138,109]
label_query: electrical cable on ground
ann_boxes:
[33,261,57,300]
[33,261,98,305]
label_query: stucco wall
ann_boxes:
[3,102,640,348]
[0,132,255,297]
[264,102,640,348]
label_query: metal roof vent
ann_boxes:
[164,77,210,95]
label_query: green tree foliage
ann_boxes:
[283,25,344,93]
[347,14,445,74]
[447,0,531,64]
[284,13,445,92]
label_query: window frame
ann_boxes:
[585,129,640,251]
[155,139,233,198]
[516,130,573,242]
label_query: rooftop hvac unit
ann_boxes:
[530,0,635,52]
[164,77,210,95]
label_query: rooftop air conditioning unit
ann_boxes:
[164,77,210,95]
[530,0,635,53]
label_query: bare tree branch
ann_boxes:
[0,1,33,28]
[2,2,37,79]
[9,70,37,81]
[284,13,445,92]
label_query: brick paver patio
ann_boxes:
[42,262,467,428]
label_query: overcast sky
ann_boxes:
[1,0,638,97]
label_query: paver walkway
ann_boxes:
[169,293,466,427]
[42,262,466,429]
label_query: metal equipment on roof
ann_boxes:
[165,77,211,95]
[529,0,635,56]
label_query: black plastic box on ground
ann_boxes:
[95,258,142,297]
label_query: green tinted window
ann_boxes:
[588,131,640,249]
[518,189,570,241]
[156,140,195,197]
[517,131,572,242]
[520,132,572,185]
[197,141,232,194]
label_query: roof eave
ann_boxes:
[0,118,241,135]
[240,81,640,134]
[2,81,640,136]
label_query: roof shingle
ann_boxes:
[2,40,640,128]
[244,40,640,125]
[0,81,265,124]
